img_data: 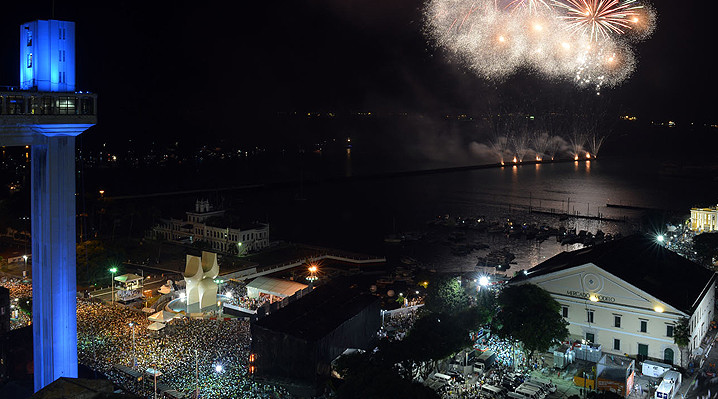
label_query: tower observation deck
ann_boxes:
[0,19,96,391]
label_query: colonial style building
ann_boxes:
[150,200,270,254]
[690,204,718,232]
[510,235,716,367]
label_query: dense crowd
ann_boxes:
[474,335,528,369]
[0,277,33,330]
[76,299,288,398]
[377,306,420,341]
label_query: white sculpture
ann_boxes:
[184,251,219,310]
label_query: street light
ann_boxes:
[109,267,118,306]
[22,255,28,279]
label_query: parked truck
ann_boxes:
[473,350,497,373]
[654,370,681,399]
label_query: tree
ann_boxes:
[693,233,718,267]
[76,240,127,286]
[673,317,690,347]
[334,351,440,399]
[423,274,469,315]
[495,283,569,359]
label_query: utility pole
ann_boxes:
[195,349,199,398]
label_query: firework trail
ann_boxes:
[531,131,551,160]
[488,135,510,164]
[587,133,607,157]
[424,0,655,91]
[568,130,586,159]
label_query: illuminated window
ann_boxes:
[27,53,32,68]
[26,30,32,46]
[56,97,77,114]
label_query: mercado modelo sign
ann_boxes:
[566,290,617,303]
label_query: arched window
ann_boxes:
[663,348,674,365]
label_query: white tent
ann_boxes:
[246,276,308,299]
[147,322,166,331]
[148,310,176,323]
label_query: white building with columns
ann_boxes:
[510,235,716,367]
[690,204,718,232]
[151,200,270,254]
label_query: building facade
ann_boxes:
[511,235,716,368]
[151,200,270,254]
[690,205,718,232]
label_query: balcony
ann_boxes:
[0,87,97,125]
[0,88,97,145]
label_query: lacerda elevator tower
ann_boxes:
[0,19,96,391]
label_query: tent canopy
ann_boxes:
[246,276,307,299]
[115,273,143,283]
[147,322,166,331]
[148,310,176,323]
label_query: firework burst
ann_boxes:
[553,0,645,42]
[424,0,655,90]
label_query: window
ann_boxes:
[667,325,674,337]
[638,343,648,360]
[5,96,25,115]
[640,320,648,333]
[27,53,32,68]
[614,315,621,328]
[613,339,621,351]
[586,333,595,343]
[587,310,594,323]
[56,97,76,114]
[562,306,569,318]
[26,29,32,46]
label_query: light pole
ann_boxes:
[154,366,158,399]
[109,267,118,306]
[22,255,28,279]
[195,349,199,399]
[129,322,136,367]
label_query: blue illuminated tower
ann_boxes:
[0,19,96,391]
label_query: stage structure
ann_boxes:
[0,19,97,391]
[184,251,219,310]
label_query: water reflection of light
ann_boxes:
[345,148,352,177]
[585,160,591,173]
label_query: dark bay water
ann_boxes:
[84,143,717,274]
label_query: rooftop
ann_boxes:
[511,234,716,314]
[254,279,379,341]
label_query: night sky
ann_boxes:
[0,0,716,145]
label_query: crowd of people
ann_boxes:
[0,276,33,330]
[474,335,528,370]
[235,295,270,311]
[76,299,289,398]
[377,306,421,341]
